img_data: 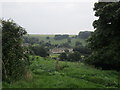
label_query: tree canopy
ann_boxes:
[86,2,120,71]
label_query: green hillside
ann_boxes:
[3,56,119,88]
[28,34,86,47]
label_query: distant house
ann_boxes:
[50,48,73,54]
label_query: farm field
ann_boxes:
[28,34,87,47]
[3,56,119,88]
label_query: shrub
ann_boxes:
[31,45,49,57]
[2,19,29,82]
[67,51,81,62]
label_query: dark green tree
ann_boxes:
[73,46,91,56]
[31,45,49,57]
[86,2,120,70]
[68,51,81,62]
[2,19,29,82]
[23,36,39,45]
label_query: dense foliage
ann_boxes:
[2,19,29,82]
[86,2,120,71]
[59,51,81,62]
[73,46,91,56]
[30,45,49,57]
[67,51,81,62]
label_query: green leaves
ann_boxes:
[2,19,29,82]
[86,2,120,71]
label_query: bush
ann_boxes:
[2,19,29,82]
[31,45,49,57]
[59,51,82,62]
[73,46,91,56]
[67,51,81,62]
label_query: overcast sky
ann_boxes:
[1,1,96,34]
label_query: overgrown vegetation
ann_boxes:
[2,56,119,88]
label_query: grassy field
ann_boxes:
[28,34,86,47]
[3,56,119,88]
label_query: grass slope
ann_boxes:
[3,56,119,88]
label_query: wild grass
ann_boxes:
[3,56,119,88]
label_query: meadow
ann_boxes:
[3,56,119,88]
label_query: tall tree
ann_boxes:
[86,2,120,70]
[2,19,29,82]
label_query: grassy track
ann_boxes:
[3,56,119,88]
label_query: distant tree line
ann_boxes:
[54,34,69,40]
[53,31,92,40]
